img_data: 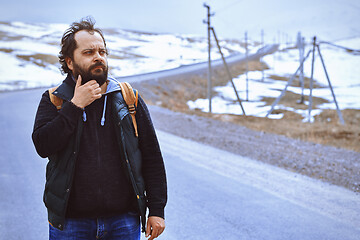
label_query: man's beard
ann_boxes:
[73,61,108,86]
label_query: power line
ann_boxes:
[319,40,360,53]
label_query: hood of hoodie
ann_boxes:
[104,76,122,95]
[100,75,124,126]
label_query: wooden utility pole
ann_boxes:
[267,36,344,125]
[297,32,305,104]
[245,31,249,101]
[308,37,316,122]
[316,43,345,125]
[265,50,312,118]
[211,27,246,115]
[203,3,213,113]
[261,29,265,82]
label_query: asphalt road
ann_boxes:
[1,88,359,240]
[117,44,279,83]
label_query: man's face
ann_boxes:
[66,30,108,85]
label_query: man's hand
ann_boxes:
[71,75,102,108]
[145,216,165,240]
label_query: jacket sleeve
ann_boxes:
[32,91,83,158]
[136,95,167,219]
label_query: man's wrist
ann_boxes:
[148,208,165,219]
[70,99,84,109]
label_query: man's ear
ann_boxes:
[65,57,73,71]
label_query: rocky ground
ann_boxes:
[131,59,360,193]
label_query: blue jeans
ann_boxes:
[49,213,140,240]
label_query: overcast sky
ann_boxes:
[1,0,359,41]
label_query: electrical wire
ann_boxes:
[319,40,360,54]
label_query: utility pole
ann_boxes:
[316,43,345,125]
[261,29,264,82]
[203,3,214,113]
[297,32,305,104]
[211,27,246,115]
[267,36,344,125]
[308,36,316,122]
[245,31,249,101]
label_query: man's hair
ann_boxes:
[59,17,107,74]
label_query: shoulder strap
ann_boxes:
[48,86,63,110]
[119,82,139,137]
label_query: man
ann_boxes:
[32,17,167,240]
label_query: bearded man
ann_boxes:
[32,17,167,240]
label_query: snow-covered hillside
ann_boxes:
[0,21,246,91]
[0,20,359,121]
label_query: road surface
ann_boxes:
[1,88,359,239]
[117,44,279,83]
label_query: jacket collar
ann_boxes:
[52,74,76,101]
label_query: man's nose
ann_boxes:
[94,52,104,62]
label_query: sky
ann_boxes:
[0,0,359,42]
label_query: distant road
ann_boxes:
[117,44,279,83]
[1,88,359,240]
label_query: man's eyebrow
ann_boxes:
[81,47,107,51]
[81,48,94,52]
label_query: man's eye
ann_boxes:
[100,50,107,55]
[84,50,92,55]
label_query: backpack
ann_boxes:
[48,82,139,137]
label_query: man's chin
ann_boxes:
[93,74,107,86]
[79,73,107,85]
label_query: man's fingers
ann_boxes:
[82,80,98,87]
[146,217,165,240]
[145,220,151,237]
[71,77,102,108]
[81,80,100,94]
[75,75,82,87]
[94,93,102,100]
[148,230,159,240]
[93,86,101,94]
[88,80,99,86]
[159,227,165,235]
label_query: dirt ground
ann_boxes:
[133,59,360,153]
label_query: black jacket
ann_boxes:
[32,75,167,231]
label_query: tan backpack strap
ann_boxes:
[119,82,139,137]
[135,90,139,108]
[48,86,63,110]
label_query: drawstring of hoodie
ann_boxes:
[101,95,107,126]
[81,95,107,127]
[80,78,112,126]
[82,109,87,122]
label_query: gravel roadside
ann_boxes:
[147,104,360,193]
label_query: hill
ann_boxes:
[0,21,359,153]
